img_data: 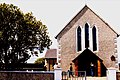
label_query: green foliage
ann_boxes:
[0,3,52,70]
[34,58,45,65]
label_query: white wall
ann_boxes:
[117,37,120,64]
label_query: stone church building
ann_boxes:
[55,5,119,77]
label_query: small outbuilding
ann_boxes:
[45,49,57,71]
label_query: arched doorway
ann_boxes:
[73,49,106,77]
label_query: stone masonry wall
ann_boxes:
[58,8,117,71]
[0,71,54,80]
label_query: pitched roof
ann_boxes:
[45,49,57,59]
[72,48,102,62]
[55,5,119,39]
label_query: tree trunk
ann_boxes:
[4,50,9,70]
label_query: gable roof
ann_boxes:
[45,49,57,59]
[72,48,103,62]
[55,5,119,39]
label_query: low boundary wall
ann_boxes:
[0,71,54,80]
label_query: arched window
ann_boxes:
[77,27,81,51]
[92,26,97,51]
[85,23,89,48]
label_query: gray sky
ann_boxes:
[1,0,120,63]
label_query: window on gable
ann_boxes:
[77,27,82,51]
[92,26,97,51]
[85,23,89,48]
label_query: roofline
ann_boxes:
[72,48,103,62]
[55,5,88,39]
[44,49,57,59]
[87,6,119,36]
[55,5,119,39]
[117,34,120,37]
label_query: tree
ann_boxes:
[0,3,52,70]
[34,58,45,65]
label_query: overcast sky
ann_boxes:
[1,0,120,63]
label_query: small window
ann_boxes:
[77,27,82,51]
[92,26,97,51]
[85,23,89,48]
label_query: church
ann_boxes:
[55,5,119,77]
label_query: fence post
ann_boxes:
[54,68,62,80]
[107,68,116,80]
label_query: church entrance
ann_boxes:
[73,49,106,77]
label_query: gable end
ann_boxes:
[55,5,119,39]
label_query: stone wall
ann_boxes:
[0,71,54,80]
[57,6,118,71]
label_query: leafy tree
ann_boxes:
[0,3,52,70]
[34,58,45,65]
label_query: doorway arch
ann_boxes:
[73,49,106,76]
